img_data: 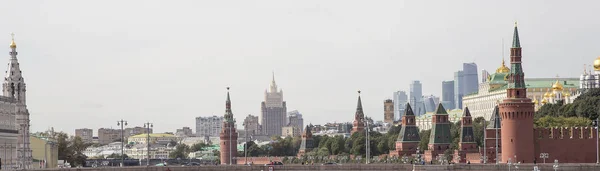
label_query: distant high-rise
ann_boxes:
[75,128,93,144]
[409,81,424,115]
[261,72,287,136]
[481,69,490,83]
[393,91,408,121]
[196,116,223,137]
[454,63,479,109]
[287,110,304,132]
[423,95,437,112]
[441,81,455,109]
[243,114,261,137]
[383,99,394,124]
[463,63,479,96]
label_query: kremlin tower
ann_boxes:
[351,91,365,135]
[499,23,535,163]
[219,87,238,165]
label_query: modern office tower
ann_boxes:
[393,91,408,121]
[409,81,424,115]
[454,63,479,109]
[441,81,455,109]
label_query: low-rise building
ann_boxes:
[30,135,58,169]
[127,133,178,145]
[75,128,93,144]
[281,126,300,137]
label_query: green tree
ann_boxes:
[169,144,190,159]
[418,130,431,151]
[106,153,129,159]
[190,142,209,152]
[472,116,487,147]
[534,116,591,128]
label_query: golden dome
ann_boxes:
[551,80,563,91]
[564,92,571,97]
[9,33,16,48]
[496,60,510,73]
[533,98,539,104]
[594,56,600,71]
[541,98,548,104]
[543,92,550,98]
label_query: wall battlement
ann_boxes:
[534,127,597,140]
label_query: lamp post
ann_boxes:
[117,119,127,167]
[482,118,487,164]
[553,159,559,171]
[594,118,599,164]
[507,158,512,171]
[363,117,370,164]
[143,122,153,166]
[243,119,248,165]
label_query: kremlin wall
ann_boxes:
[387,23,600,164]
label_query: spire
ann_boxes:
[269,71,278,92]
[9,33,16,49]
[356,90,363,111]
[224,87,234,122]
[487,105,501,129]
[512,21,520,48]
[404,103,414,116]
[463,107,471,117]
[434,103,448,115]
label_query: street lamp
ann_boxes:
[362,117,370,164]
[540,153,549,163]
[507,158,513,171]
[553,159,559,171]
[143,122,153,166]
[594,119,599,164]
[117,119,128,167]
[402,156,409,164]
[243,119,248,165]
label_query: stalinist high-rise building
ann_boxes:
[261,73,287,136]
[2,34,32,169]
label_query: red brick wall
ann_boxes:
[534,127,598,163]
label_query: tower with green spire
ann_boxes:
[499,22,535,163]
[454,107,478,163]
[351,91,365,135]
[393,103,421,157]
[220,87,238,165]
[424,103,452,162]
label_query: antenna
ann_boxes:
[502,38,505,61]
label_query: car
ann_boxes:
[321,162,339,165]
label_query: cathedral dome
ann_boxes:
[496,60,510,73]
[552,80,563,91]
[594,56,600,71]
[9,39,16,48]
[544,92,550,98]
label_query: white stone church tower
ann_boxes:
[3,34,32,169]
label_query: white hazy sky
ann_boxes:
[1,0,598,135]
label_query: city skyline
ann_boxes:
[1,1,599,134]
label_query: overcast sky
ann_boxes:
[1,0,598,135]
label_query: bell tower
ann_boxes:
[4,33,32,169]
